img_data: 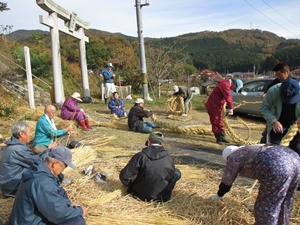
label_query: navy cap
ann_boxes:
[281,78,300,104]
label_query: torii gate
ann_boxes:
[36,0,90,104]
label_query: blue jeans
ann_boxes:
[184,93,194,114]
[142,122,157,133]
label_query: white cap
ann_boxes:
[135,98,144,104]
[173,85,179,93]
[222,145,239,161]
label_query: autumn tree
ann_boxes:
[146,41,195,98]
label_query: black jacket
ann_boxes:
[119,145,176,201]
[127,104,153,132]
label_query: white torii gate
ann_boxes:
[36,0,90,104]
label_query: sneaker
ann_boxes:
[182,114,188,117]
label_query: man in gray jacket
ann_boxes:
[0,121,39,197]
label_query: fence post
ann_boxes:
[24,46,35,109]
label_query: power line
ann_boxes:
[244,0,300,38]
[262,0,300,30]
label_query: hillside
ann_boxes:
[5,28,300,74]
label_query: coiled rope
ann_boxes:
[166,96,192,114]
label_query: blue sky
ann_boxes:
[1,0,300,39]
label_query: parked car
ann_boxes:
[231,78,274,116]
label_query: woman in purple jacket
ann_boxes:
[210,144,300,225]
[61,92,92,131]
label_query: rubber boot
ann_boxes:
[79,120,90,131]
[104,97,107,104]
[84,119,93,130]
[221,132,230,143]
[214,133,224,145]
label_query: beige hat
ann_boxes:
[71,92,83,102]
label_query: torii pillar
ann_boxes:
[37,0,90,104]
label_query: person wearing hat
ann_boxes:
[9,146,88,225]
[61,92,93,131]
[33,105,73,154]
[127,98,158,133]
[119,132,181,202]
[172,85,194,116]
[210,144,300,225]
[102,62,117,104]
[205,77,243,144]
[108,91,128,118]
[260,78,300,153]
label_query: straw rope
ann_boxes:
[166,96,192,115]
[280,118,299,146]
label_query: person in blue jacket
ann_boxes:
[34,105,73,154]
[102,62,116,104]
[0,121,41,197]
[9,146,88,225]
[108,92,127,118]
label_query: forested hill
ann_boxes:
[5,28,300,74]
[146,29,300,73]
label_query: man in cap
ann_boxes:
[127,98,158,133]
[210,144,300,225]
[173,85,194,116]
[260,78,300,154]
[33,105,73,154]
[119,132,181,202]
[102,62,117,104]
[205,77,243,144]
[9,146,88,225]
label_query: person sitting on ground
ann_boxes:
[210,144,300,225]
[119,132,181,202]
[108,91,127,118]
[0,121,42,197]
[61,92,93,131]
[128,98,158,133]
[9,146,88,225]
[205,78,243,144]
[33,105,73,154]
[172,85,194,116]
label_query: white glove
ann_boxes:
[209,194,222,200]
[80,108,84,112]
[226,109,233,116]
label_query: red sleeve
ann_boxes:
[219,81,233,109]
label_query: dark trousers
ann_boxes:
[155,169,182,202]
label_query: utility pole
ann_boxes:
[135,0,149,100]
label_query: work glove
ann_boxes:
[226,109,233,116]
[80,108,84,112]
[209,194,222,201]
